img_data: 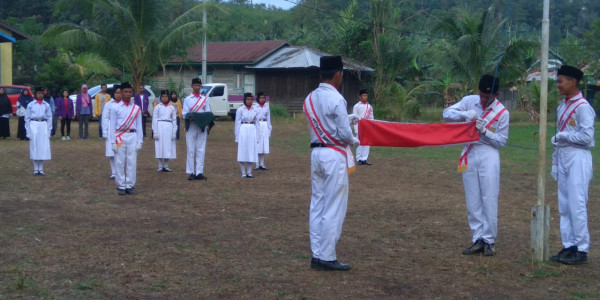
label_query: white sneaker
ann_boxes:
[61,136,66,141]
[157,168,163,172]
[66,136,71,140]
[241,174,247,178]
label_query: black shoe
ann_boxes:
[560,250,588,265]
[259,166,269,170]
[310,258,351,271]
[246,174,254,178]
[484,243,496,256]
[550,246,577,262]
[125,188,136,195]
[357,160,364,165]
[118,189,126,195]
[163,167,172,172]
[38,171,46,176]
[195,174,207,180]
[364,160,372,165]
[462,239,485,255]
[188,174,195,180]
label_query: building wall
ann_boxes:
[0,28,13,85]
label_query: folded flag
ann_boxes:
[357,119,480,147]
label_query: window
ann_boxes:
[4,87,22,95]
[234,73,243,89]
[209,86,224,97]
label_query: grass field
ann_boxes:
[0,117,599,299]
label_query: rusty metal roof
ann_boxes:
[171,40,289,64]
[248,46,373,72]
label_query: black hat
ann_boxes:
[160,89,169,96]
[192,78,202,85]
[359,89,368,95]
[478,75,500,94]
[256,91,264,98]
[244,92,253,98]
[120,82,133,90]
[557,65,583,82]
[320,56,343,72]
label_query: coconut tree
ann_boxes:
[431,6,537,90]
[42,0,220,90]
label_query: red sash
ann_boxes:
[190,95,207,113]
[363,103,372,119]
[558,96,587,132]
[303,92,356,174]
[115,104,141,147]
[458,101,507,172]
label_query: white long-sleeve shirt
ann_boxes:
[304,83,354,146]
[101,99,119,137]
[352,101,374,120]
[235,105,259,142]
[25,100,52,134]
[182,94,211,118]
[554,92,595,149]
[109,101,143,145]
[152,103,177,137]
[254,103,272,134]
[443,95,509,149]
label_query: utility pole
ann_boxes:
[202,0,207,84]
[531,0,551,262]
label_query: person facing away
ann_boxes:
[304,55,359,271]
[548,65,595,265]
[442,74,509,257]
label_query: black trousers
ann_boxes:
[176,117,181,139]
[17,116,26,140]
[61,118,71,136]
[142,115,147,137]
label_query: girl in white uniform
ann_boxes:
[152,90,177,172]
[25,87,52,175]
[235,93,259,178]
[102,85,122,179]
[254,92,272,170]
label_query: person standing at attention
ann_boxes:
[76,84,92,139]
[55,89,74,141]
[183,78,213,181]
[102,85,122,179]
[95,83,111,138]
[254,92,272,170]
[16,89,33,140]
[235,92,259,178]
[25,87,52,175]
[352,89,374,165]
[134,85,149,138]
[152,90,177,172]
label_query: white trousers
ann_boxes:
[556,147,592,252]
[115,132,137,189]
[462,144,500,244]
[353,124,369,161]
[310,147,349,261]
[186,123,207,175]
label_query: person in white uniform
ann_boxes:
[152,90,177,172]
[235,93,259,178]
[102,85,122,179]
[254,92,272,170]
[352,89,374,165]
[25,87,52,175]
[183,78,211,181]
[109,82,143,196]
[549,65,595,265]
[304,56,359,271]
[442,75,509,256]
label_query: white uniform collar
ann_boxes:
[564,91,583,103]
[318,83,339,92]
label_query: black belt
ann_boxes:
[258,119,267,121]
[32,119,47,122]
[310,143,330,148]
[127,129,136,133]
[158,120,171,122]
[241,122,254,124]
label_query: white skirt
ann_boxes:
[154,121,176,159]
[29,121,51,160]
[257,121,270,154]
[237,124,257,163]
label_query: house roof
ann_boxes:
[248,46,374,72]
[0,21,32,43]
[171,40,289,64]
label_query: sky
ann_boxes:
[249,0,297,10]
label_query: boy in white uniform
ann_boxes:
[109,82,143,195]
[102,85,122,179]
[183,78,211,181]
[235,93,259,178]
[25,87,52,175]
[352,89,374,165]
[254,92,272,170]
[152,90,177,172]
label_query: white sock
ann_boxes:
[158,159,163,168]
[258,154,265,166]
[33,161,38,171]
[163,159,169,168]
[109,157,116,175]
[38,161,44,172]
[246,162,252,175]
[240,163,246,175]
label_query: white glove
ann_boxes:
[352,136,360,146]
[135,143,142,151]
[551,135,559,147]
[461,110,479,121]
[111,144,117,153]
[26,133,31,139]
[171,133,176,140]
[48,131,52,138]
[154,133,159,141]
[555,132,568,142]
[348,114,359,125]
[475,118,487,134]
[551,164,558,181]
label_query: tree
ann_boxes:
[42,0,217,90]
[35,55,83,91]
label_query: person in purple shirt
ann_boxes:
[76,84,92,139]
[134,85,149,138]
[55,89,75,140]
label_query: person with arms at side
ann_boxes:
[549,65,595,265]
[442,75,509,257]
[102,85,122,179]
[235,93,259,178]
[76,84,92,139]
[152,90,177,172]
[134,85,149,138]
[304,56,359,271]
[16,89,33,140]
[352,89,374,165]
[0,87,12,139]
[95,83,111,138]
[183,78,214,181]
[254,92,272,170]
[109,82,143,195]
[55,89,74,141]
[25,87,52,175]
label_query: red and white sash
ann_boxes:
[115,104,141,147]
[558,94,587,132]
[304,92,356,174]
[362,103,372,119]
[190,95,207,113]
[458,101,507,172]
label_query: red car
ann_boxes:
[0,85,33,114]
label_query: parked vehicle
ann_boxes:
[196,83,268,119]
[69,84,156,116]
[0,85,33,114]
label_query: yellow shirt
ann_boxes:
[171,100,182,118]
[94,93,112,116]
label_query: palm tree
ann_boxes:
[59,52,119,83]
[42,0,219,89]
[431,6,537,90]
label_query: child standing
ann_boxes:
[55,89,74,140]
[235,93,259,178]
[152,90,177,172]
[25,87,52,175]
[254,92,272,170]
[102,85,122,179]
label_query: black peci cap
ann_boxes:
[320,56,343,72]
[192,78,202,85]
[120,82,133,90]
[557,65,583,82]
[478,75,500,94]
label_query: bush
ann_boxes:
[594,93,600,116]
[269,103,290,120]
[404,99,422,119]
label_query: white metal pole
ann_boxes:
[202,0,207,84]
